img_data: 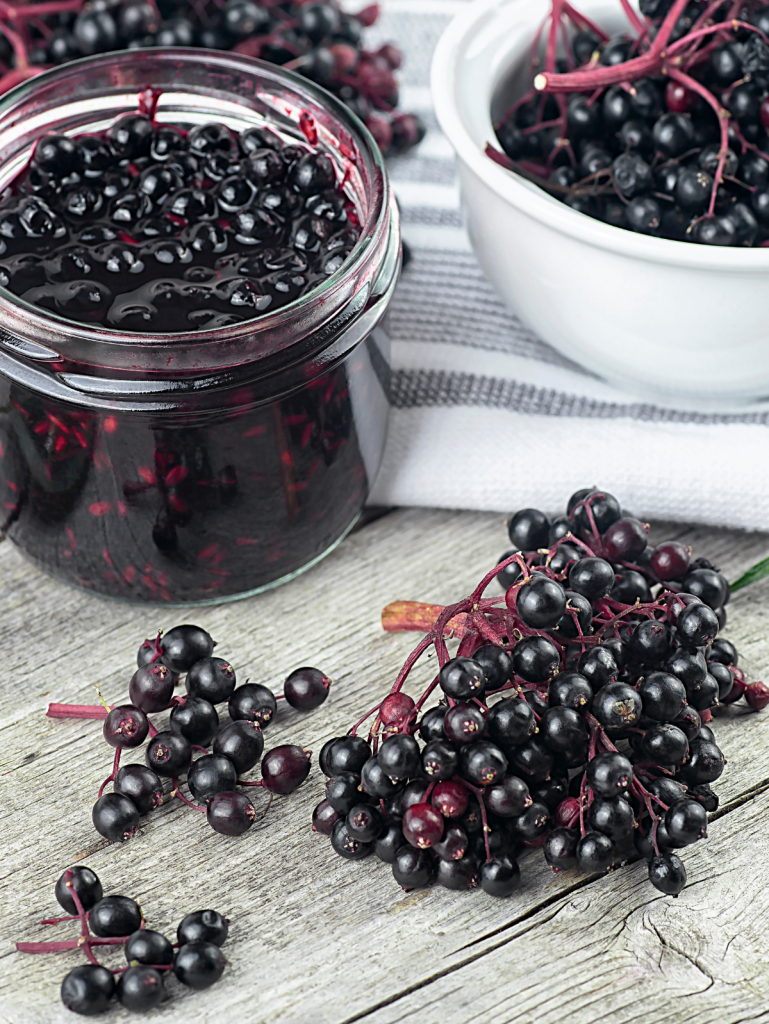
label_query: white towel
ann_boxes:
[365,0,769,531]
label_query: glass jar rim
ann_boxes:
[0,48,392,376]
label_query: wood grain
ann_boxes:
[2,508,769,1024]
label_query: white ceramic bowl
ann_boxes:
[431,0,769,410]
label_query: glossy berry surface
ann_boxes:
[117,965,164,1012]
[212,720,264,774]
[155,625,215,673]
[146,730,192,778]
[1,118,362,333]
[60,964,115,1016]
[228,684,278,727]
[170,696,219,746]
[114,763,164,815]
[377,733,421,780]
[261,744,311,794]
[186,658,236,705]
[283,667,332,710]
[173,941,226,990]
[177,909,229,947]
[206,790,256,835]
[89,895,142,937]
[103,704,149,749]
[55,866,103,915]
[392,845,434,888]
[128,663,175,713]
[330,818,374,860]
[312,798,342,835]
[346,803,384,842]
[125,928,174,966]
[92,792,140,842]
[439,656,486,700]
[188,753,238,802]
[402,803,445,849]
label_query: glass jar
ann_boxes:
[0,49,398,603]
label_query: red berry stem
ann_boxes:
[46,703,110,719]
[97,748,121,799]
[170,778,207,813]
[16,935,129,954]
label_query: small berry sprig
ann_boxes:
[314,488,767,899]
[47,624,329,840]
[16,865,230,1014]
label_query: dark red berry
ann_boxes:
[402,802,444,849]
[312,799,341,835]
[284,667,331,710]
[431,780,469,818]
[651,542,690,580]
[261,744,311,794]
[206,791,255,835]
[129,662,175,713]
[103,704,149,749]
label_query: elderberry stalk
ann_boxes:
[17,865,231,1013]
[315,486,764,900]
[488,0,769,246]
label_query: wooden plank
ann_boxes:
[2,507,769,1024]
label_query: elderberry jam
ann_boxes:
[0,51,398,602]
[0,115,361,330]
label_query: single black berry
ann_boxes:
[90,895,142,937]
[186,657,236,704]
[117,966,164,1012]
[61,965,115,1016]
[173,941,226,989]
[170,696,219,746]
[178,909,229,947]
[92,793,140,842]
[213,720,264,774]
[228,683,278,726]
[55,866,103,915]
[114,764,164,815]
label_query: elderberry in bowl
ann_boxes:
[0,49,398,602]
[432,0,769,408]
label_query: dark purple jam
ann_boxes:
[0,113,361,331]
[0,332,389,601]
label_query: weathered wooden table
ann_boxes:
[3,507,769,1024]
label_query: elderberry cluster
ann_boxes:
[0,0,424,159]
[314,488,767,899]
[0,113,361,332]
[16,866,229,1015]
[59,623,327,840]
[493,1,769,245]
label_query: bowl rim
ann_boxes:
[431,0,769,270]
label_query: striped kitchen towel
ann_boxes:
[365,0,769,531]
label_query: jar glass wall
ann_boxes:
[0,50,398,602]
